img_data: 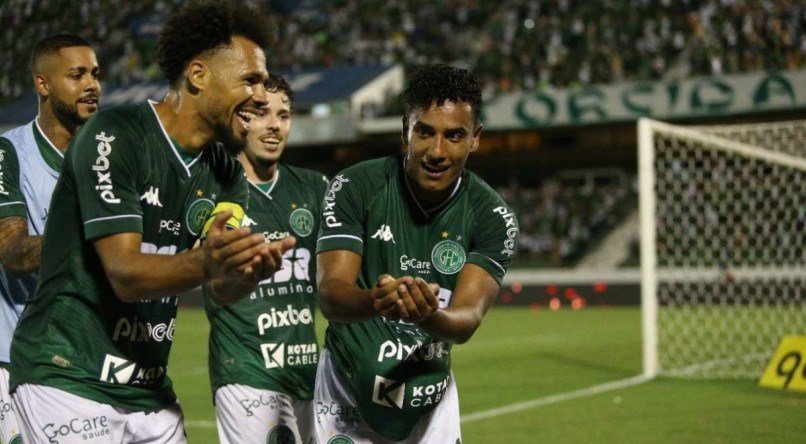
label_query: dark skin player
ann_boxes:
[318,98,500,344]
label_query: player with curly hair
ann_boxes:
[9,1,293,442]
[314,64,520,442]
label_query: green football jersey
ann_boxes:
[316,155,519,441]
[10,102,248,412]
[205,163,328,400]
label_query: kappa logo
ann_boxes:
[371,224,396,243]
[372,375,405,409]
[260,343,285,369]
[242,214,257,227]
[140,186,163,207]
[93,132,121,204]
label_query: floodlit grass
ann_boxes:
[169,306,806,443]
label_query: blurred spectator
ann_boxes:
[1,0,804,104]
[499,173,635,267]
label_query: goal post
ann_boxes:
[639,118,806,379]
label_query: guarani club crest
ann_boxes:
[431,239,466,275]
[266,424,295,444]
[289,206,314,237]
[186,197,215,235]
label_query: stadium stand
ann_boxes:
[498,171,636,267]
[1,0,804,103]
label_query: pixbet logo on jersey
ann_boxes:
[257,305,313,333]
[377,339,449,363]
[112,316,176,343]
[0,149,8,196]
[493,206,518,257]
[323,175,349,228]
[93,132,121,204]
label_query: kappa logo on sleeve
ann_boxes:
[93,132,121,204]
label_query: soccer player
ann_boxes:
[9,2,292,442]
[0,34,100,444]
[315,64,520,442]
[206,73,328,444]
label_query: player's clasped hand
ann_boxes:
[373,274,440,323]
[203,209,295,282]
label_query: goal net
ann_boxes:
[639,118,805,379]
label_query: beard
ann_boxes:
[51,96,86,129]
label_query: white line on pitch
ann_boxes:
[460,374,651,424]
[185,420,217,428]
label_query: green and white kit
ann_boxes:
[316,155,519,441]
[205,163,327,443]
[10,101,247,413]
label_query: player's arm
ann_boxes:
[0,217,41,276]
[408,202,519,343]
[95,210,293,303]
[316,249,406,322]
[0,138,39,276]
[415,264,500,344]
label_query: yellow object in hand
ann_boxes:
[201,202,245,238]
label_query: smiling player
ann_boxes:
[8,2,293,442]
[0,34,101,444]
[206,73,328,444]
[315,64,520,443]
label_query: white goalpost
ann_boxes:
[639,118,806,379]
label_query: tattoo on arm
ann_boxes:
[0,217,42,276]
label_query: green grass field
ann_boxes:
[169,306,806,443]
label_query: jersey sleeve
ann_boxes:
[0,137,27,219]
[466,202,520,284]
[316,172,365,256]
[70,116,143,240]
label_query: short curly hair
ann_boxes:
[265,72,294,114]
[403,64,482,128]
[157,0,273,86]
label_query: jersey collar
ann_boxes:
[148,100,203,177]
[33,118,64,173]
[401,155,463,218]
[248,166,280,200]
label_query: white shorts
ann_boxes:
[214,384,313,444]
[314,350,461,444]
[12,383,186,443]
[0,367,22,444]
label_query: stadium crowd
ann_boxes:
[498,175,635,266]
[2,0,804,103]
